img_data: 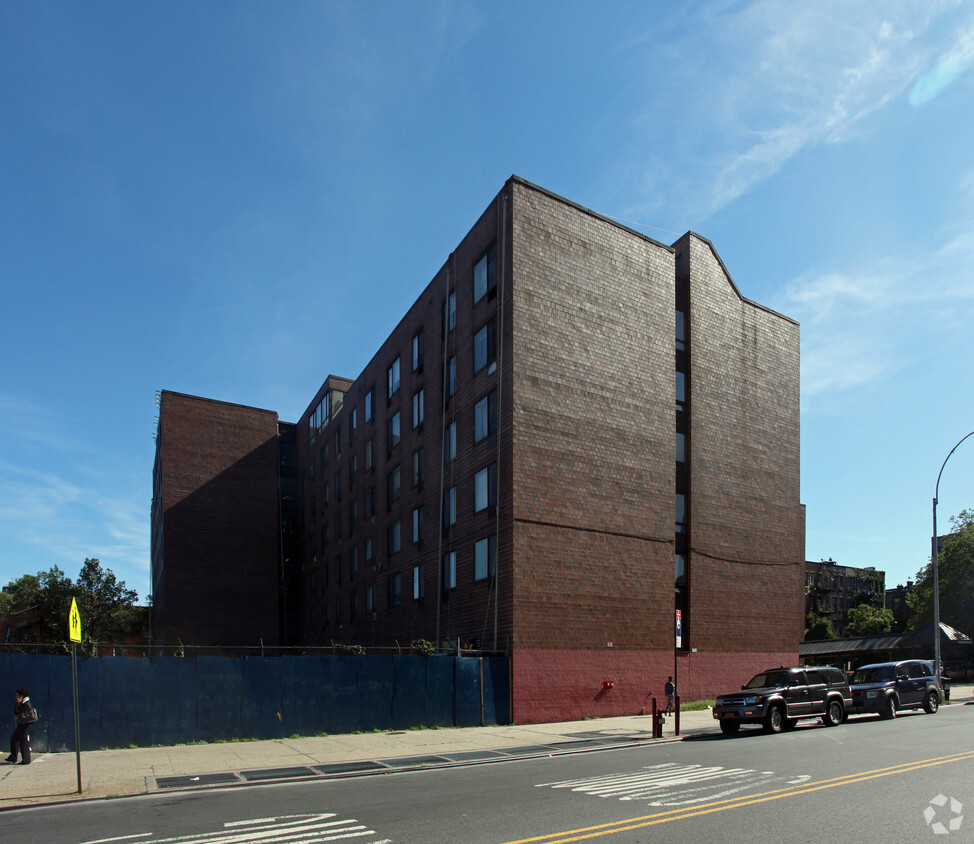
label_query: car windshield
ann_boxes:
[745,671,791,689]
[853,665,895,684]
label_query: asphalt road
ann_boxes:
[5,705,972,843]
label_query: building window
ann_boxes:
[335,596,343,627]
[334,513,342,545]
[443,486,456,528]
[413,565,424,601]
[444,421,456,463]
[474,318,496,373]
[334,469,341,501]
[349,590,358,621]
[365,485,375,520]
[474,390,497,443]
[388,357,401,399]
[412,389,424,429]
[335,554,342,586]
[676,371,686,406]
[676,493,687,532]
[349,408,357,443]
[388,411,401,450]
[676,310,686,351]
[365,387,374,422]
[350,545,358,578]
[365,437,374,471]
[366,583,376,614]
[443,551,456,590]
[388,572,402,608]
[473,244,497,304]
[334,427,342,459]
[474,535,497,581]
[349,454,357,489]
[676,432,686,464]
[447,356,456,399]
[474,463,497,513]
[349,500,357,535]
[473,245,497,305]
[387,466,401,507]
[412,330,424,371]
[412,447,424,487]
[443,291,456,336]
[365,535,375,567]
[412,506,424,543]
[388,520,401,555]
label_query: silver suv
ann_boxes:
[713,666,851,735]
[848,660,942,719]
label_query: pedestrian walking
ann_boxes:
[7,688,37,765]
[664,676,675,713]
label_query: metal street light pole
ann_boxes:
[932,431,974,687]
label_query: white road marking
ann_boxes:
[538,762,804,807]
[96,813,389,844]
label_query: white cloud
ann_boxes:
[780,221,974,402]
[626,1,969,222]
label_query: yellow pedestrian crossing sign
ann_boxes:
[69,597,82,643]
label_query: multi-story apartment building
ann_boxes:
[151,176,805,723]
[804,559,886,638]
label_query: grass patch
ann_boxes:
[678,699,714,712]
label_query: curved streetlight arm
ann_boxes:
[932,430,974,687]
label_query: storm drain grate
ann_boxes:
[238,766,317,781]
[439,750,508,762]
[312,761,389,775]
[155,772,241,789]
[376,754,449,768]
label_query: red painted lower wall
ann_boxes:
[511,648,799,724]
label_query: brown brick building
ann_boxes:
[151,177,805,722]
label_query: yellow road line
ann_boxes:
[503,750,974,844]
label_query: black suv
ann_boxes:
[848,660,942,718]
[713,666,851,735]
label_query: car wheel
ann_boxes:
[879,696,897,720]
[822,699,844,727]
[719,720,740,735]
[763,705,785,733]
[923,690,940,714]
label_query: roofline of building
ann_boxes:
[158,389,282,420]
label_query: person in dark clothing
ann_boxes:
[7,688,36,764]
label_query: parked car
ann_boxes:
[713,666,851,735]
[848,660,942,718]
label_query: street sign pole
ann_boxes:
[69,598,83,794]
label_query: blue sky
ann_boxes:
[2,1,972,605]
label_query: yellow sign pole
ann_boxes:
[69,598,82,793]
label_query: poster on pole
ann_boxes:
[675,609,682,649]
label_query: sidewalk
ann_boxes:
[0,707,711,810]
[3,687,970,811]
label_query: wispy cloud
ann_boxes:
[778,220,974,403]
[627,1,973,223]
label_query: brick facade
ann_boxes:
[152,177,805,722]
[151,392,282,647]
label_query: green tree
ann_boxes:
[805,612,835,640]
[845,604,894,636]
[1,559,141,653]
[908,509,974,635]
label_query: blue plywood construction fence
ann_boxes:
[0,653,510,752]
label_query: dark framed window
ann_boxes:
[474,390,497,443]
[388,411,401,450]
[388,520,401,555]
[364,387,375,422]
[412,506,424,543]
[413,565,425,601]
[387,356,401,398]
[474,318,496,373]
[474,534,497,581]
[412,389,424,429]
[388,572,402,608]
[443,486,456,528]
[412,330,424,371]
[443,551,456,590]
[473,243,497,304]
[387,466,401,508]
[412,447,424,487]
[474,462,497,513]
